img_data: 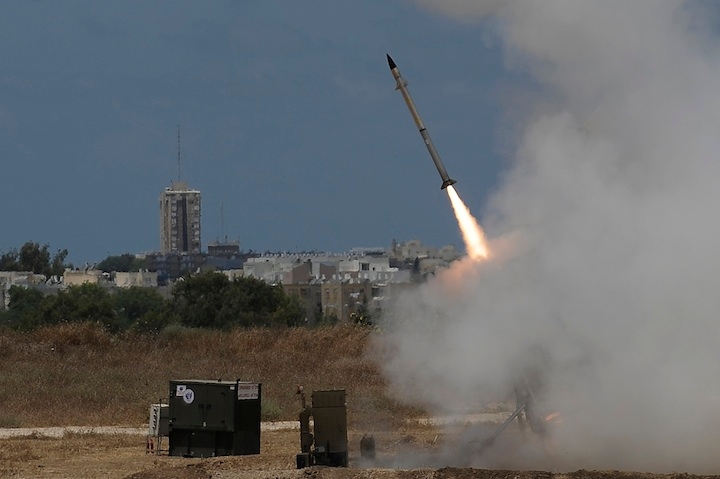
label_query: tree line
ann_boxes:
[0,243,148,277]
[0,271,306,332]
[0,242,71,278]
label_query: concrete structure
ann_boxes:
[283,261,313,285]
[160,180,201,254]
[207,242,240,256]
[418,258,452,275]
[312,261,338,281]
[0,271,46,286]
[370,281,417,314]
[282,281,322,324]
[336,256,408,282]
[114,271,158,288]
[0,271,41,309]
[146,252,205,282]
[63,269,102,286]
[391,239,436,260]
[242,257,286,284]
[244,252,417,288]
[320,279,372,323]
[242,255,329,284]
[221,269,244,281]
[203,244,246,272]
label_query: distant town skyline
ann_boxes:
[0,1,512,265]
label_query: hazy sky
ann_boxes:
[0,0,513,264]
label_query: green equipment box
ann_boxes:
[297,389,348,468]
[168,379,261,458]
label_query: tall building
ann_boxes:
[160,180,201,253]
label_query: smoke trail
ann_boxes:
[378,0,720,473]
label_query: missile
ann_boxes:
[387,53,457,190]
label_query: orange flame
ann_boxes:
[446,185,489,260]
[544,412,563,424]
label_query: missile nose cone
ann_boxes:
[386,53,397,70]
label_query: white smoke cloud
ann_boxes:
[378,1,720,472]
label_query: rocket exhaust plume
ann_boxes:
[446,185,489,260]
[378,1,720,473]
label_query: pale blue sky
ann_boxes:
[0,1,513,263]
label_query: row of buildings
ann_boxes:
[2,177,463,322]
[152,178,464,321]
[1,239,461,323]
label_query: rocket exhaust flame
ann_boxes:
[544,412,562,424]
[446,185,489,260]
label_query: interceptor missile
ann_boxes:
[387,53,457,190]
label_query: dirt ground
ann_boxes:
[2,424,720,479]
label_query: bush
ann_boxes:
[261,398,283,421]
[173,272,305,329]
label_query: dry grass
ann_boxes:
[0,432,179,479]
[0,323,421,428]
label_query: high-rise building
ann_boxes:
[160,180,201,253]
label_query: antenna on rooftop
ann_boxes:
[176,124,182,181]
[221,202,226,243]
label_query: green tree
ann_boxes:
[113,286,166,324]
[0,250,19,270]
[228,276,304,327]
[269,294,305,327]
[1,286,45,330]
[173,272,233,329]
[49,249,69,277]
[97,254,145,273]
[38,283,118,331]
[0,241,70,277]
[172,271,304,329]
[19,242,51,275]
[130,305,178,333]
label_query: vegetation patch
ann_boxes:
[0,271,306,332]
[0,415,21,428]
[0,323,420,428]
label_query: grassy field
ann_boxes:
[3,324,701,479]
[0,322,439,478]
[0,323,419,428]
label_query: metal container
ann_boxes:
[168,379,261,457]
[148,403,169,437]
[296,389,347,467]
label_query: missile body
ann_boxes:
[387,54,457,190]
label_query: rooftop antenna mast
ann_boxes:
[176,124,182,181]
[221,202,226,243]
